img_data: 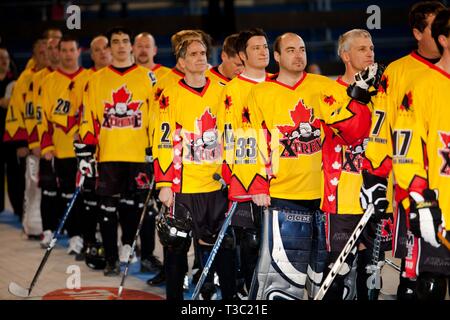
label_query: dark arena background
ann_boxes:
[0,0,442,75]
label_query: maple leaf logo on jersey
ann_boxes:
[378,74,388,94]
[184,109,221,163]
[159,94,169,110]
[277,99,321,157]
[381,217,393,240]
[103,85,143,129]
[242,107,250,124]
[135,172,150,189]
[439,131,450,175]
[224,95,232,110]
[154,88,163,102]
[399,91,413,112]
[323,95,336,106]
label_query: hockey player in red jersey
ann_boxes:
[317,29,393,301]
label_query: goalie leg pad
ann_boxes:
[249,205,315,300]
[306,210,328,299]
[23,155,42,236]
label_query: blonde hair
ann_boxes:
[337,29,372,57]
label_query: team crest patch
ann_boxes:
[439,131,450,175]
[103,86,142,128]
[277,99,321,157]
[183,109,221,162]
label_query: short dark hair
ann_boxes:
[432,8,450,54]
[58,34,80,50]
[222,33,239,57]
[106,26,133,45]
[409,1,445,32]
[235,28,268,55]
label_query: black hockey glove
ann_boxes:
[360,170,389,221]
[409,189,445,248]
[347,63,385,104]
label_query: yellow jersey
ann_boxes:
[153,78,224,193]
[39,68,90,158]
[80,64,154,163]
[392,65,450,231]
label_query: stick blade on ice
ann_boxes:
[8,282,30,298]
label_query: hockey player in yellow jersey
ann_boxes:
[361,1,446,299]
[154,38,236,300]
[29,37,61,248]
[20,37,61,241]
[391,8,450,300]
[219,28,271,194]
[146,30,205,288]
[133,32,170,82]
[132,31,169,274]
[38,35,90,257]
[205,33,244,86]
[3,38,47,222]
[72,35,112,263]
[79,27,154,276]
[214,28,271,298]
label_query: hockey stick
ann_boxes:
[117,176,156,297]
[191,201,238,300]
[314,204,374,300]
[8,175,85,298]
[367,221,383,300]
[385,258,401,273]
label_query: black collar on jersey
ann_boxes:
[211,66,231,82]
[109,64,137,75]
[179,77,211,96]
[413,50,440,64]
[56,67,84,79]
[180,78,205,93]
